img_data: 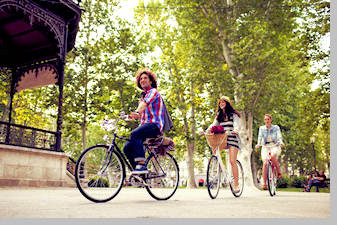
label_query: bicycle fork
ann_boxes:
[215,149,232,186]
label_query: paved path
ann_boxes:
[0,187,330,218]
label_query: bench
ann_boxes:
[315,178,330,192]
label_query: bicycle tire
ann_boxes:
[206,155,222,199]
[75,145,125,203]
[267,161,276,196]
[145,152,179,200]
[229,160,244,197]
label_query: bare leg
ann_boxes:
[271,155,281,175]
[263,162,268,187]
[229,146,239,188]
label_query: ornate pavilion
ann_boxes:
[0,0,82,186]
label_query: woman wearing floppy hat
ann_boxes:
[206,96,241,193]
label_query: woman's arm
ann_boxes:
[233,113,240,134]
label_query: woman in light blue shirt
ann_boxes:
[256,114,285,190]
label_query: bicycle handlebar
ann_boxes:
[256,142,285,149]
[199,130,236,136]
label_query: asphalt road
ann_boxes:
[0,187,330,218]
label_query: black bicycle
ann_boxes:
[74,112,179,203]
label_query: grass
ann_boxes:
[191,185,330,193]
[258,187,330,193]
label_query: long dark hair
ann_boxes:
[216,98,240,122]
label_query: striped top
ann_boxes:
[209,113,240,150]
[140,87,165,132]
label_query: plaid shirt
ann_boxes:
[140,87,165,132]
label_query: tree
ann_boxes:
[136,0,323,188]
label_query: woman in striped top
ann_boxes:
[207,96,241,193]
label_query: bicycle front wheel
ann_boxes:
[207,155,222,199]
[267,162,277,196]
[229,160,244,197]
[75,145,125,203]
[145,152,179,200]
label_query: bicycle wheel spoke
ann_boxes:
[230,160,244,197]
[207,155,221,199]
[267,162,276,196]
[75,145,125,203]
[145,153,179,200]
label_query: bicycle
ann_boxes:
[74,112,179,203]
[262,143,281,197]
[202,131,244,198]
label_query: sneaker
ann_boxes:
[131,164,149,174]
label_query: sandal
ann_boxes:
[233,186,240,193]
[263,185,268,190]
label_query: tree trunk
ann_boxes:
[81,110,87,150]
[236,111,259,190]
[168,65,198,188]
[186,141,197,188]
[251,150,259,187]
[186,82,197,188]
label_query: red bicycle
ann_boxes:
[264,143,280,196]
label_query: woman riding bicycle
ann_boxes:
[255,114,285,190]
[206,96,241,193]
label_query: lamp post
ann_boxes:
[311,135,316,171]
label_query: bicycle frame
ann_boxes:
[214,147,233,186]
[101,117,167,183]
[263,143,279,196]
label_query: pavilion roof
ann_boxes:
[0,0,81,67]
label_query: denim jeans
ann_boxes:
[123,123,161,169]
[307,179,323,192]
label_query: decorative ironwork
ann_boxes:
[15,61,59,92]
[0,121,58,151]
[0,0,66,58]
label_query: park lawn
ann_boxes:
[276,187,330,193]
[193,186,330,193]
[257,187,330,193]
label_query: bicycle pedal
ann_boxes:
[132,175,151,187]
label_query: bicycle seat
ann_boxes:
[145,136,175,155]
[145,135,163,146]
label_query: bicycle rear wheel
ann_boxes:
[206,155,222,199]
[267,162,277,196]
[229,160,244,197]
[75,145,125,203]
[145,152,179,200]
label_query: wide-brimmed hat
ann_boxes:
[219,96,232,106]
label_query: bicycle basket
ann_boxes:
[205,133,227,149]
